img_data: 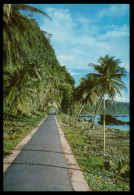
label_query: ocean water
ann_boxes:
[81,115,130,131]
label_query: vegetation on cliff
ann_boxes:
[3,4,75,122]
[3,4,75,156]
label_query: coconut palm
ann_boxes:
[3,61,44,126]
[3,4,52,117]
[89,54,127,154]
[3,4,51,67]
[72,73,99,124]
[3,4,51,22]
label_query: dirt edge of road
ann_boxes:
[55,116,90,191]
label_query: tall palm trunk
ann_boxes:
[72,101,81,123]
[103,96,106,154]
[92,93,103,130]
[75,103,83,125]
[3,4,11,21]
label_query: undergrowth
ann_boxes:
[57,113,130,191]
[3,108,46,158]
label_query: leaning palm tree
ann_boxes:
[89,54,127,154]
[3,4,51,22]
[3,4,51,68]
[3,4,52,119]
[72,74,99,124]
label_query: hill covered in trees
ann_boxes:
[82,99,129,115]
[3,4,75,119]
[99,99,129,115]
[3,4,129,125]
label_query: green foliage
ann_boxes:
[57,114,130,191]
[3,4,75,120]
[3,107,46,158]
[81,99,129,115]
[3,4,75,159]
[99,99,129,115]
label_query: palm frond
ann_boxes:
[16,4,52,20]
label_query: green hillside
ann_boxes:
[3,5,75,118]
[99,99,130,115]
[82,99,129,116]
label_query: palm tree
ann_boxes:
[89,54,127,154]
[3,4,51,67]
[3,4,51,22]
[3,61,44,126]
[3,4,52,118]
[72,74,99,124]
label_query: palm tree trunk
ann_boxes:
[72,101,81,123]
[103,96,106,155]
[92,93,103,130]
[75,103,83,125]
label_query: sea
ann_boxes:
[81,115,130,131]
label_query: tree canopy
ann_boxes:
[3,4,75,119]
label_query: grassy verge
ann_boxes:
[3,109,46,158]
[57,113,130,191]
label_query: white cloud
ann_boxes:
[100,30,129,39]
[98,4,129,18]
[99,24,129,39]
[21,4,129,102]
[39,5,129,74]
[46,7,70,20]
[67,69,81,76]
[79,17,91,24]
[40,6,77,45]
[115,94,129,102]
[57,54,74,61]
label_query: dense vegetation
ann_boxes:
[81,99,129,116]
[57,113,130,191]
[3,4,128,127]
[99,99,129,115]
[3,4,129,191]
[3,4,75,156]
[3,4,75,122]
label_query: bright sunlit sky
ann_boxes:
[21,4,130,102]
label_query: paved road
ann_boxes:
[3,115,74,191]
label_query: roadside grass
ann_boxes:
[3,108,46,158]
[57,113,130,191]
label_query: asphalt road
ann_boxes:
[3,115,74,191]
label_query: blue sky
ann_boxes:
[21,4,130,102]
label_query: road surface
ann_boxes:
[3,115,74,191]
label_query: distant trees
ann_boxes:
[98,100,129,115]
